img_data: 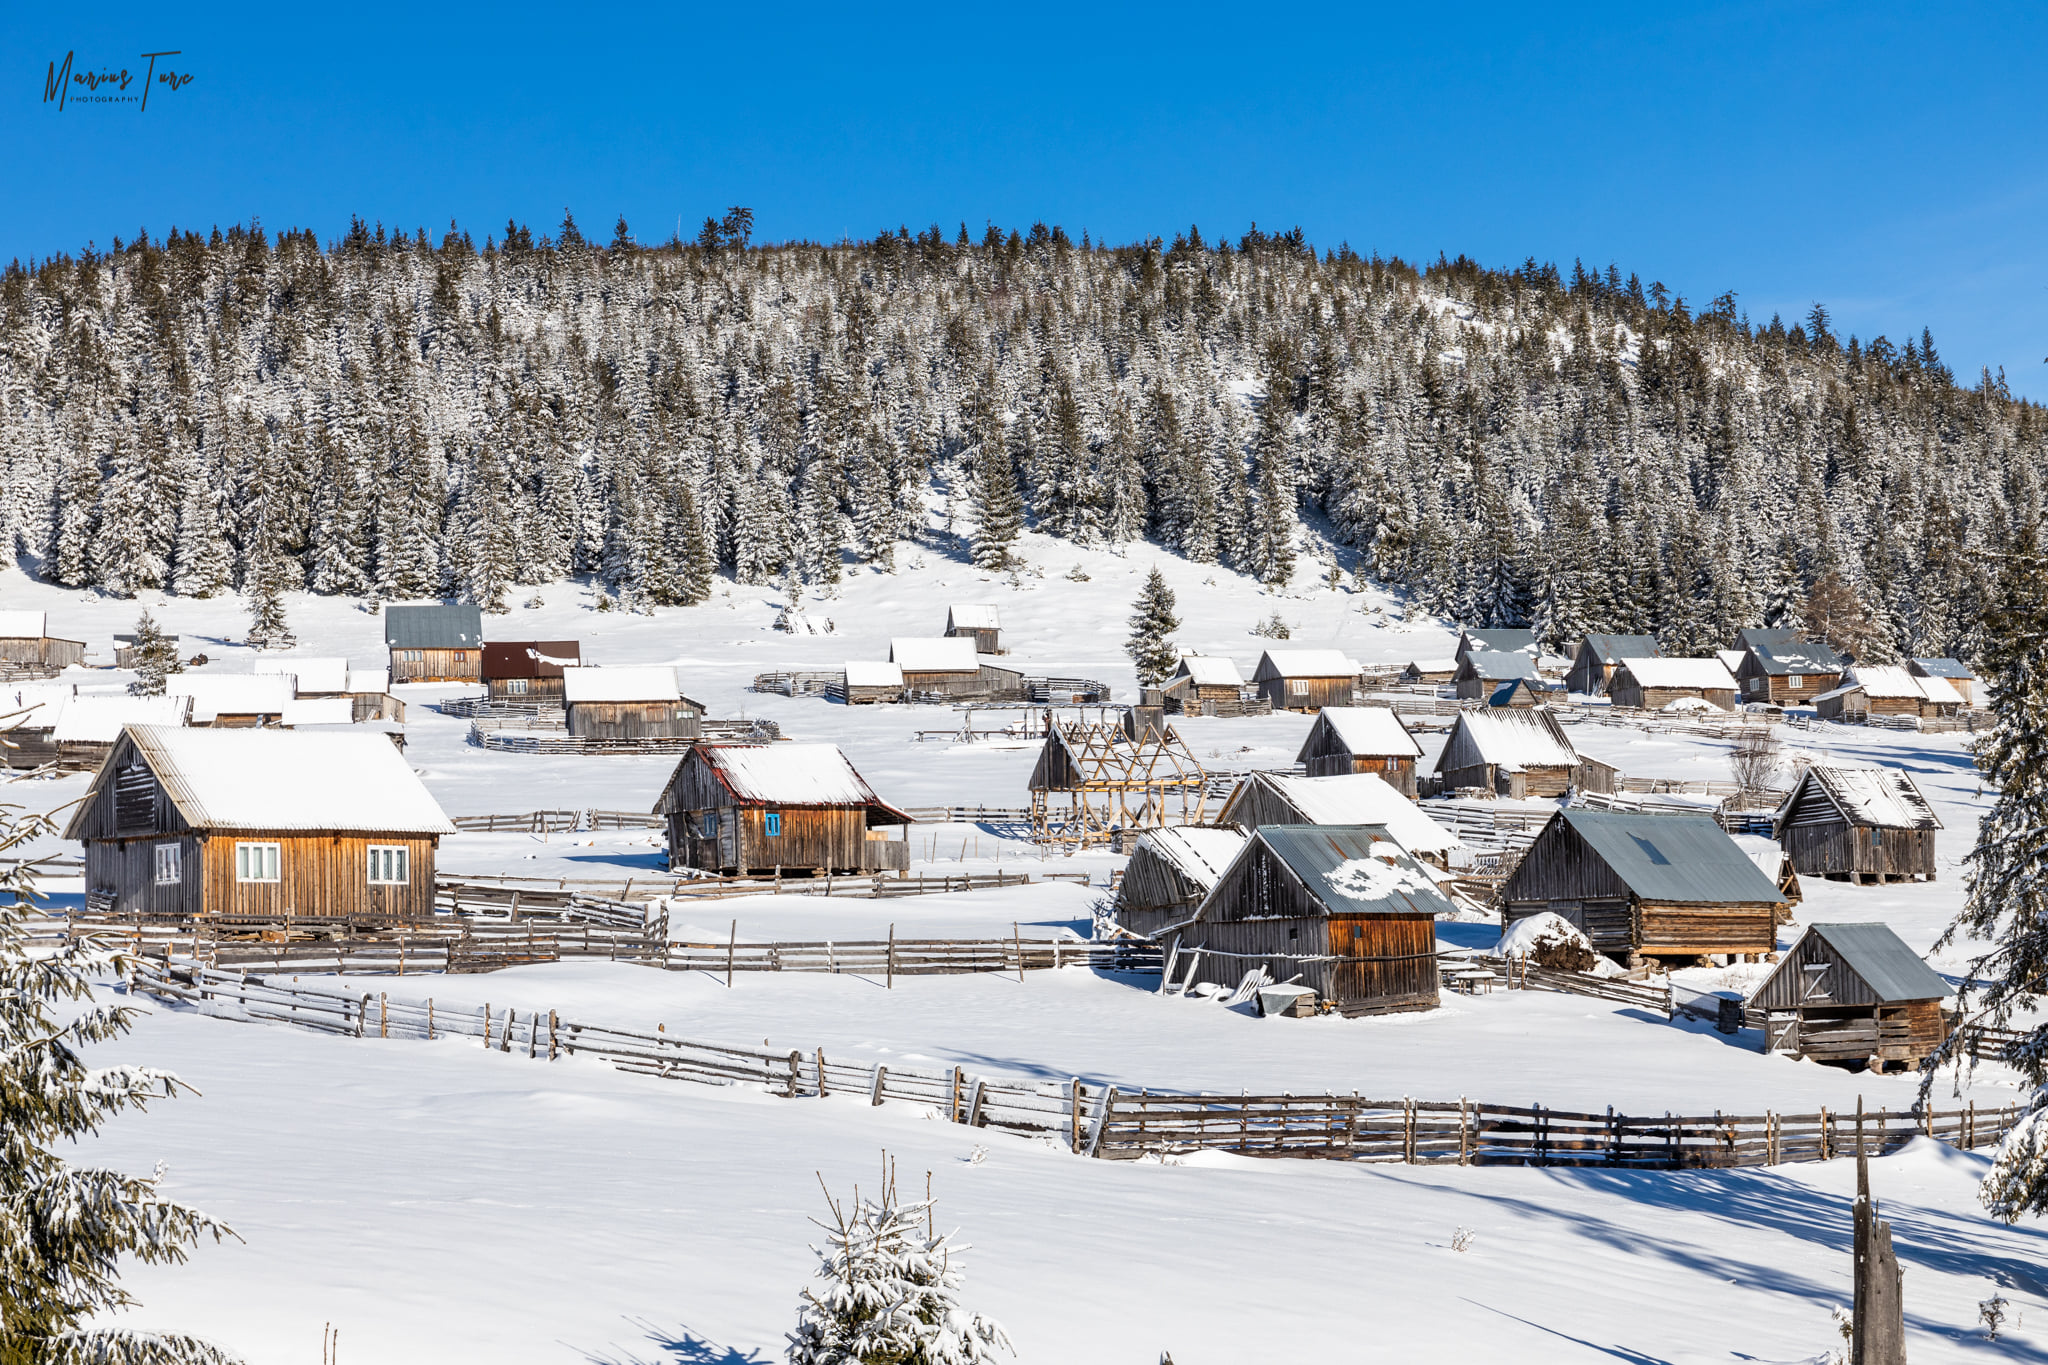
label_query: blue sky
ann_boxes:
[6,3,2044,395]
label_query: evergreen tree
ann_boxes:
[969,410,1024,572]
[125,608,184,697]
[244,538,296,650]
[1124,566,1181,687]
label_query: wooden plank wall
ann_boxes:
[389,647,479,682]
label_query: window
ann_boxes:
[235,842,280,882]
[765,811,783,837]
[1290,680,1309,696]
[455,651,471,662]
[153,843,181,886]
[367,845,409,884]
[700,811,718,838]
[507,677,530,695]
[1788,674,1803,690]
[402,649,422,662]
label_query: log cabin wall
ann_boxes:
[668,805,901,875]
[946,626,1001,653]
[1781,823,1937,879]
[1438,762,1497,794]
[1636,902,1776,957]
[845,684,905,705]
[388,646,479,683]
[1501,822,1637,954]
[1115,846,1203,937]
[1610,682,1736,711]
[86,832,437,920]
[1259,677,1355,712]
[566,700,702,740]
[1300,752,1417,796]
[488,677,567,699]
[3,729,58,770]
[84,834,202,919]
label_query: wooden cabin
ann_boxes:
[113,632,180,670]
[1499,809,1788,966]
[1774,766,1941,884]
[51,696,190,770]
[1,682,74,770]
[1749,922,1950,1072]
[890,637,984,697]
[1399,658,1458,685]
[345,669,405,723]
[1453,650,1539,701]
[1455,628,1536,663]
[944,604,1003,654]
[1813,666,1962,723]
[561,666,703,740]
[843,660,906,705]
[1606,657,1738,711]
[1295,706,1422,794]
[482,641,582,699]
[1489,677,1566,708]
[1114,825,1247,938]
[1216,771,1462,869]
[1909,658,1977,708]
[166,675,294,728]
[1434,709,1615,798]
[1250,650,1359,712]
[1162,655,1247,714]
[1168,824,1452,1017]
[1732,630,1844,706]
[1566,634,1658,695]
[652,742,910,875]
[383,604,484,683]
[0,611,86,675]
[64,724,453,923]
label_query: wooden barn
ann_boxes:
[1294,706,1423,794]
[0,611,86,675]
[944,604,1003,654]
[1812,666,1962,723]
[890,637,985,698]
[1499,809,1788,966]
[1749,922,1950,1072]
[561,666,703,740]
[1,682,75,769]
[652,743,911,875]
[1162,655,1247,714]
[1456,627,1537,663]
[1909,658,1977,708]
[1732,629,1845,706]
[1167,824,1452,1017]
[383,604,484,683]
[1453,650,1540,701]
[1028,721,1207,845]
[1399,658,1458,685]
[51,696,191,770]
[1606,657,1738,711]
[1250,649,1360,712]
[1216,771,1462,869]
[1113,825,1247,938]
[1774,766,1941,884]
[167,675,295,728]
[1488,677,1566,708]
[482,641,582,699]
[64,725,453,923]
[1566,633,1659,695]
[842,660,906,705]
[1434,709,1616,798]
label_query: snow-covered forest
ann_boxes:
[1,210,2038,660]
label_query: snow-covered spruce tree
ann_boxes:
[125,610,183,698]
[1124,567,1181,689]
[787,1166,1010,1365]
[243,546,295,652]
[1939,539,2048,1221]
[0,795,239,1363]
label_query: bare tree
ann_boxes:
[1729,723,1786,808]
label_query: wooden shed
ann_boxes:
[1606,657,1738,711]
[0,611,86,675]
[1434,709,1614,799]
[1167,824,1451,1017]
[1488,677,1566,708]
[1774,766,1941,884]
[944,604,1003,654]
[51,696,191,771]
[1499,809,1788,966]
[890,637,985,698]
[383,604,484,683]
[1114,825,1247,938]
[842,660,906,705]
[1162,655,1247,714]
[1399,658,1458,685]
[1566,634,1659,695]
[1454,650,1539,701]
[1749,922,1950,1072]
[166,675,294,728]
[1732,629,1844,706]
[1,682,74,770]
[1216,771,1462,869]
[64,724,453,923]
[344,668,405,723]
[1250,649,1359,712]
[482,641,582,699]
[1812,666,1961,723]
[1455,628,1536,663]
[561,666,703,740]
[652,743,910,875]
[1294,706,1423,794]
[1909,658,1977,708]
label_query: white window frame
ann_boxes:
[366,845,409,884]
[401,649,422,662]
[507,677,530,695]
[235,842,280,883]
[1788,674,1803,690]
[1290,679,1309,696]
[153,843,181,886]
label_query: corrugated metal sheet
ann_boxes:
[1559,809,1785,904]
[1809,923,1951,1002]
[382,604,484,649]
[1748,636,1846,675]
[1460,628,1536,655]
[1583,633,1658,665]
[1911,657,1975,681]
[1248,824,1457,918]
[1460,650,1540,680]
[482,640,581,679]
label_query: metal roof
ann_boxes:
[1220,824,1458,918]
[1808,923,1951,1002]
[1747,636,1846,675]
[1558,809,1786,904]
[1489,677,1564,705]
[481,641,582,679]
[1460,628,1536,656]
[1911,658,1975,680]
[383,604,484,649]
[1581,634,1659,665]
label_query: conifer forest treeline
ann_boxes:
[2,209,2041,661]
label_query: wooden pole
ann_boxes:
[1071,1078,1083,1154]
[815,1048,828,1096]
[887,923,895,989]
[379,993,388,1039]
[427,997,434,1040]
[727,919,736,988]
[548,1009,558,1060]
[1014,922,1025,984]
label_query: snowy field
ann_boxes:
[2,541,2037,1361]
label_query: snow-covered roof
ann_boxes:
[1460,628,1537,656]
[1911,658,1975,681]
[1207,824,1455,919]
[280,698,355,727]
[695,743,896,809]
[1448,710,1580,770]
[1581,634,1658,665]
[1403,658,1458,674]
[1251,772,1462,855]
[50,696,191,743]
[1841,665,1924,700]
[946,604,1001,630]
[1,682,76,726]
[1748,636,1845,675]
[1253,649,1358,680]
[254,655,351,695]
[1306,706,1422,758]
[347,669,390,695]
[1912,673,1963,706]
[1715,649,1748,674]
[1782,766,1942,830]
[562,666,683,704]
[68,725,453,835]
[844,660,905,688]
[889,637,980,673]
[1137,826,1246,891]
[1460,650,1540,680]
[0,610,47,640]
[1173,655,1245,687]
[1616,656,1737,690]
[166,674,295,722]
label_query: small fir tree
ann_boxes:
[244,550,295,651]
[0,795,239,1363]
[126,608,184,697]
[1124,567,1181,688]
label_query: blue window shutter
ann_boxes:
[766,811,782,837]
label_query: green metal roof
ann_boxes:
[1253,824,1459,918]
[1559,809,1786,904]
[1911,657,1975,680]
[1583,633,1658,665]
[1808,922,1951,1002]
[383,604,484,649]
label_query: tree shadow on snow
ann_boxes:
[1458,1299,1676,1364]
[577,1319,770,1365]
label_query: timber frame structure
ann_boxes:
[1027,720,1208,846]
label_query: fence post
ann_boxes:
[501,1009,514,1052]
[815,1048,828,1097]
[870,1064,887,1106]
[548,1009,558,1061]
[1014,923,1025,984]
[887,924,895,989]
[727,919,736,988]
[427,997,435,1040]
[952,1066,964,1122]
[356,994,369,1039]
[483,1002,492,1049]
[1070,1079,1083,1153]
[1086,1086,1119,1158]
[787,1050,802,1097]
[379,993,388,1039]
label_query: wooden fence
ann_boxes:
[449,809,664,832]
